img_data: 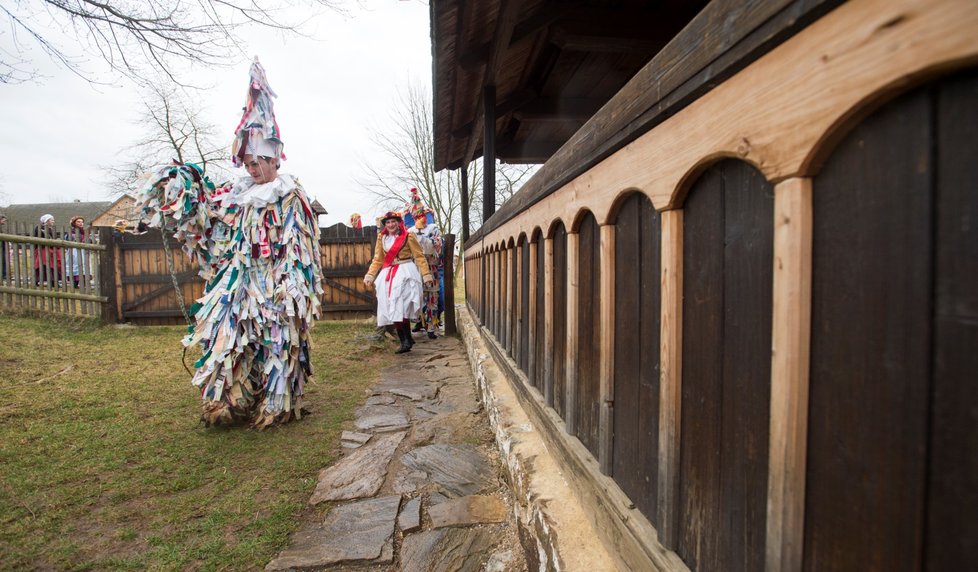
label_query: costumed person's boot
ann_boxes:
[412,320,423,332]
[395,323,412,354]
[402,320,415,348]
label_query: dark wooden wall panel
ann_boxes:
[575,213,601,457]
[612,193,661,524]
[552,224,568,417]
[679,159,772,571]
[807,83,932,572]
[510,245,519,355]
[808,68,978,572]
[520,240,531,375]
[927,69,978,571]
[534,238,546,392]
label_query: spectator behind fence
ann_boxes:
[33,214,62,286]
[64,216,88,288]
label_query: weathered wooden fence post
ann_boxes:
[99,227,118,324]
[443,233,456,336]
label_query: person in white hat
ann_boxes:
[33,214,61,286]
[135,58,323,429]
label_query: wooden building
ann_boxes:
[435,0,977,570]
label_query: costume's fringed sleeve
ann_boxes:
[134,163,225,278]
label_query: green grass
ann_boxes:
[0,313,391,571]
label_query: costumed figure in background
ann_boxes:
[350,213,362,229]
[406,188,443,339]
[135,57,323,428]
[364,211,432,354]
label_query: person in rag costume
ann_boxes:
[364,211,432,354]
[405,189,443,339]
[136,57,323,428]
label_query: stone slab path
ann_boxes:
[266,334,528,572]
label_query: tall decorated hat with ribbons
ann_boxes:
[231,57,285,167]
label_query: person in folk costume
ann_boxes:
[364,211,433,354]
[405,189,443,339]
[135,57,323,429]
[350,213,362,229]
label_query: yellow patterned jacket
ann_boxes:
[365,231,432,282]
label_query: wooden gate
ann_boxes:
[100,228,204,326]
[100,224,379,325]
[318,223,377,320]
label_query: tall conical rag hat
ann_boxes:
[231,57,285,166]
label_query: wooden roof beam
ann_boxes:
[497,139,565,163]
[459,4,562,70]
[451,88,537,139]
[516,97,605,121]
[550,26,667,54]
[462,0,521,165]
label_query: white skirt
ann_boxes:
[375,262,423,326]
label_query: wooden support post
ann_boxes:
[543,237,555,406]
[766,178,813,572]
[460,167,470,244]
[483,85,497,223]
[565,231,580,434]
[528,239,538,388]
[443,234,457,336]
[598,224,616,475]
[658,209,683,548]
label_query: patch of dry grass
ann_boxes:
[0,314,392,570]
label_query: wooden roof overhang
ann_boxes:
[432,0,707,170]
[433,0,847,243]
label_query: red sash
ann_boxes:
[381,231,409,296]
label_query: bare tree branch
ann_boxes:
[359,83,539,243]
[0,0,343,85]
[104,84,230,194]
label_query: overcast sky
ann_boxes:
[0,1,431,226]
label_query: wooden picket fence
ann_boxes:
[1,222,455,328]
[0,222,106,317]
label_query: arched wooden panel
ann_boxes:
[520,238,531,375]
[806,68,978,572]
[510,243,519,356]
[533,237,546,392]
[552,224,568,417]
[612,193,661,525]
[575,212,601,457]
[679,159,773,570]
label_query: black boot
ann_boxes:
[395,323,412,354]
[402,321,415,348]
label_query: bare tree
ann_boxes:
[360,83,539,241]
[105,83,230,195]
[0,0,342,85]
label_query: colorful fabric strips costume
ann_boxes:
[135,59,323,428]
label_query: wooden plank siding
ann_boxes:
[573,213,601,459]
[519,238,531,376]
[551,225,567,418]
[612,193,661,526]
[804,68,978,572]
[457,2,978,569]
[678,159,773,571]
